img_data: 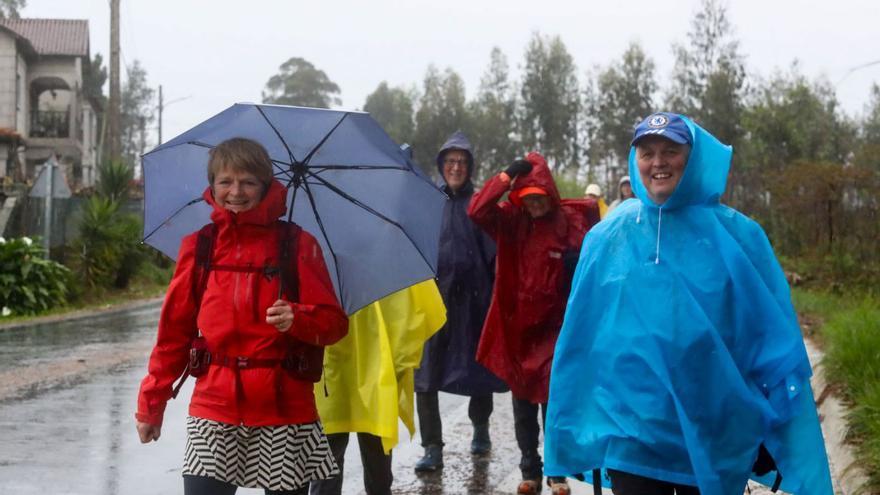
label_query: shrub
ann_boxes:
[68,196,146,291]
[0,236,70,316]
[810,296,880,489]
[849,381,880,493]
[553,174,586,199]
[96,159,134,203]
[823,301,880,401]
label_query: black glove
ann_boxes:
[504,159,532,179]
[752,443,778,476]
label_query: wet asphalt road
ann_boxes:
[0,304,780,494]
[0,303,612,494]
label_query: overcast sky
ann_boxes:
[21,0,880,147]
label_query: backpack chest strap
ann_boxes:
[209,263,280,279]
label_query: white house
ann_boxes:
[0,18,99,189]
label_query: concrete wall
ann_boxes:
[2,193,144,247]
[0,31,16,129]
[27,56,80,94]
[16,52,27,133]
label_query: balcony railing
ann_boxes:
[30,110,70,138]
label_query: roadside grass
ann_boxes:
[792,288,880,491]
[0,261,172,326]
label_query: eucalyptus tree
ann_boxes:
[364,81,416,146]
[262,57,341,109]
[468,47,520,180]
[412,65,470,176]
[584,42,658,185]
[519,32,581,172]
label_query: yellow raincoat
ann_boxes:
[315,280,446,454]
[597,198,608,218]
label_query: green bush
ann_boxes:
[553,174,586,199]
[798,291,880,490]
[68,196,146,291]
[96,159,134,203]
[0,236,70,316]
[849,381,880,493]
[791,287,853,317]
[823,301,880,401]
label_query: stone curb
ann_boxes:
[806,339,870,495]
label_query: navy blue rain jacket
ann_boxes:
[414,132,507,395]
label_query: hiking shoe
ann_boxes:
[517,479,542,494]
[547,477,570,495]
[470,423,491,455]
[414,444,443,473]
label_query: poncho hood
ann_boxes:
[628,115,731,211]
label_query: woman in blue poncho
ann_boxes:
[543,113,833,495]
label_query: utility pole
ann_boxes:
[108,0,121,162]
[157,84,163,145]
[156,89,191,145]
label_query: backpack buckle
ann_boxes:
[263,265,280,281]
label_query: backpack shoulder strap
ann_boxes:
[277,221,302,302]
[191,223,217,308]
[174,223,215,399]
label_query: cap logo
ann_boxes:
[648,114,669,128]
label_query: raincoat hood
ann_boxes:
[509,152,562,208]
[628,115,731,211]
[436,130,475,181]
[204,178,288,226]
[544,120,832,494]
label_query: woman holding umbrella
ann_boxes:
[135,137,349,495]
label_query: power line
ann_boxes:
[835,59,880,87]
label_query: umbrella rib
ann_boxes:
[255,105,299,165]
[299,177,345,303]
[272,158,294,168]
[301,113,350,165]
[305,165,408,171]
[141,139,212,157]
[142,197,204,242]
[304,170,436,271]
[187,140,214,149]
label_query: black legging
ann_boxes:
[183,474,308,495]
[607,469,700,495]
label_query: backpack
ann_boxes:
[171,221,325,398]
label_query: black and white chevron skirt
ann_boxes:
[183,416,339,491]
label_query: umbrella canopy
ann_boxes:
[142,103,446,315]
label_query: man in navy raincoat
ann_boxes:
[544,113,833,495]
[413,131,507,472]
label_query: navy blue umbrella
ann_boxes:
[142,103,446,315]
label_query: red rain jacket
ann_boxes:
[136,180,348,427]
[468,152,599,403]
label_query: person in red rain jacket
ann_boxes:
[136,138,348,495]
[467,152,600,495]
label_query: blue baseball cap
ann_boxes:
[631,112,692,146]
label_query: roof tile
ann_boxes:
[0,18,89,56]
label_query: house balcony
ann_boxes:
[30,110,70,138]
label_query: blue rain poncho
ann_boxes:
[544,116,832,495]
